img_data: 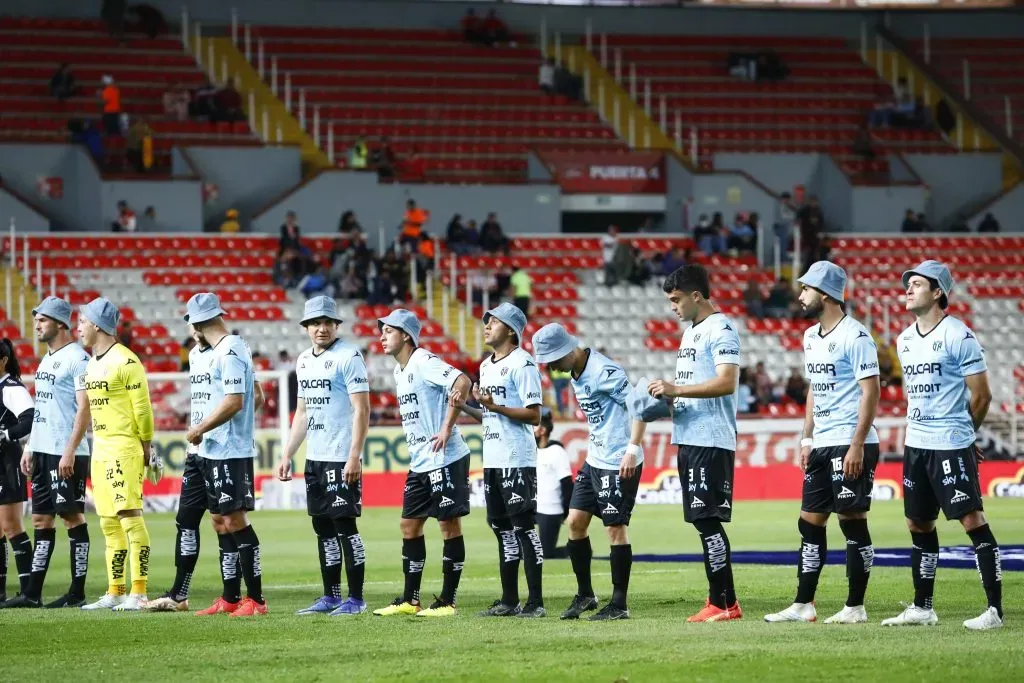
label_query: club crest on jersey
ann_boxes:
[325,360,334,369]
[694,333,701,342]
[828,342,836,353]
[933,341,943,351]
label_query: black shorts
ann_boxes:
[903,446,984,522]
[483,467,537,526]
[198,457,255,515]
[402,456,471,521]
[677,446,735,523]
[801,444,880,515]
[0,450,27,505]
[178,453,208,511]
[305,459,362,519]
[31,452,89,515]
[569,462,642,527]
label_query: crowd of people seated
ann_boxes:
[691,212,759,257]
[446,212,511,255]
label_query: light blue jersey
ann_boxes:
[671,312,740,451]
[393,348,469,473]
[897,316,987,450]
[28,342,90,457]
[297,339,370,462]
[478,347,542,469]
[199,334,256,461]
[188,344,214,455]
[571,349,643,470]
[803,316,879,448]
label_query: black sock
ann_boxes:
[440,536,465,605]
[27,528,57,599]
[567,537,594,598]
[312,516,342,599]
[335,518,365,601]
[0,535,8,597]
[695,520,736,608]
[967,524,1003,617]
[910,529,939,610]
[839,518,873,607]
[232,525,263,604]
[795,518,827,605]
[609,543,632,609]
[217,533,242,603]
[516,527,544,606]
[493,525,521,605]
[170,523,200,602]
[9,532,33,595]
[67,523,89,598]
[402,536,426,605]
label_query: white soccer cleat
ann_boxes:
[764,602,817,623]
[81,593,125,610]
[963,606,1003,631]
[881,604,938,626]
[824,604,868,624]
[112,594,149,611]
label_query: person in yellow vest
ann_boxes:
[549,367,572,417]
[510,265,532,316]
[349,136,368,169]
[219,209,241,233]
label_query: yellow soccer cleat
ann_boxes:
[373,597,421,616]
[416,598,457,618]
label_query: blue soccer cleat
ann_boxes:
[329,597,368,616]
[296,596,343,615]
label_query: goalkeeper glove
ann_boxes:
[146,453,164,485]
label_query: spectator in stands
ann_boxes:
[275,350,293,372]
[753,361,774,406]
[140,205,157,231]
[978,213,1000,233]
[417,231,436,281]
[775,193,797,248]
[213,78,244,123]
[871,77,914,128]
[464,218,481,249]
[795,197,825,263]
[374,136,396,180]
[743,280,764,319]
[219,208,241,233]
[163,82,190,121]
[737,368,757,414]
[602,225,619,284]
[126,3,167,38]
[101,0,126,44]
[338,210,362,237]
[190,79,217,120]
[50,63,77,101]
[554,61,583,102]
[479,212,509,254]
[461,8,484,45]
[118,320,134,348]
[539,57,556,94]
[299,267,330,297]
[446,214,470,255]
[661,246,687,276]
[99,75,122,136]
[764,277,796,319]
[510,265,532,316]
[400,199,429,251]
[853,120,876,160]
[727,212,757,255]
[348,135,369,169]
[549,367,572,417]
[915,212,932,233]
[273,247,303,289]
[125,117,153,172]
[404,147,427,182]
[338,263,363,300]
[70,119,105,167]
[605,238,635,288]
[482,9,511,46]
[367,271,395,306]
[279,210,303,253]
[469,270,496,306]
[111,200,137,232]
[784,368,808,405]
[900,208,921,233]
[380,250,408,301]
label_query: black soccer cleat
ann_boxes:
[517,601,547,618]
[588,603,630,621]
[560,594,599,620]
[478,599,521,617]
[2,594,42,609]
[45,593,87,609]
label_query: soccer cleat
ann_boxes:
[478,599,522,617]
[82,593,126,610]
[329,597,368,616]
[963,607,1003,631]
[764,602,817,623]
[589,604,630,621]
[230,596,269,618]
[296,595,343,615]
[518,602,547,618]
[142,594,190,612]
[195,597,241,616]
[560,594,599,620]
[44,593,87,609]
[881,604,938,626]
[417,597,456,618]
[824,605,868,624]
[373,597,421,616]
[1,594,42,609]
[688,599,743,623]
[113,594,149,611]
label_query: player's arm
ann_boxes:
[459,401,484,423]
[965,371,992,430]
[483,363,544,426]
[3,386,34,441]
[654,363,739,399]
[433,373,472,452]
[187,356,246,443]
[254,379,265,412]
[124,361,155,462]
[620,418,646,479]
[59,387,92,479]
[843,376,880,479]
[343,391,370,484]
[277,397,307,480]
[800,390,814,471]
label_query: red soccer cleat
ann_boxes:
[687,599,743,623]
[229,596,269,618]
[194,597,240,616]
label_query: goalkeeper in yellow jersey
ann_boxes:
[77,298,159,611]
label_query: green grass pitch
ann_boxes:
[2,500,1022,682]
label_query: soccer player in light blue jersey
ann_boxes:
[880,261,1002,631]
[532,323,646,622]
[277,297,370,616]
[763,262,881,625]
[183,293,267,618]
[6,297,91,609]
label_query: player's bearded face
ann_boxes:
[799,286,824,317]
[34,315,58,343]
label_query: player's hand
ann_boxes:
[430,427,452,453]
[799,445,811,472]
[145,454,164,485]
[185,427,203,446]
[619,452,637,480]
[20,451,32,477]
[343,458,362,485]
[58,453,75,480]
[647,379,677,399]
[449,387,467,408]
[276,457,292,481]
[843,443,864,479]
[473,383,495,409]
[975,444,986,463]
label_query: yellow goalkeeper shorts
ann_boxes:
[91,454,144,516]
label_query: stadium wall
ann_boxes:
[903,152,1004,227]
[0,185,49,232]
[665,155,779,236]
[969,180,1024,231]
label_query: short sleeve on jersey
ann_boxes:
[420,352,462,392]
[2,383,33,417]
[514,359,543,407]
[220,352,248,395]
[951,327,987,377]
[71,355,89,391]
[342,351,370,394]
[711,322,741,366]
[599,364,632,405]
[849,329,880,381]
